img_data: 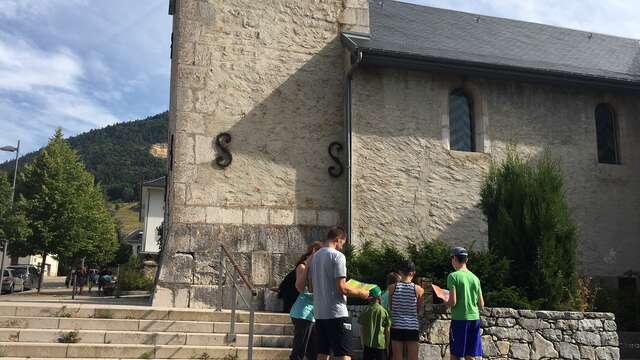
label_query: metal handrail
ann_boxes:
[214,243,257,360]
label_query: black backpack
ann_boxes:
[278,268,299,313]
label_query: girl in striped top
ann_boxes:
[388,261,424,360]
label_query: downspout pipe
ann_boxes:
[344,48,363,244]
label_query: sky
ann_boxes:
[1,0,640,162]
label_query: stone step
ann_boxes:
[0,342,290,359]
[0,328,293,347]
[0,302,290,324]
[0,316,293,335]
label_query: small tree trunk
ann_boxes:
[37,253,47,294]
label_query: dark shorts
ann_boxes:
[390,328,420,342]
[450,320,483,357]
[315,317,352,357]
[363,346,386,360]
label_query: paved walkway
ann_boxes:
[0,276,151,306]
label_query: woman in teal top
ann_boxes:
[289,242,322,360]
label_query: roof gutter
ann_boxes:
[343,38,364,244]
[341,35,640,93]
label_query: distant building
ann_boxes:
[2,254,58,277]
[123,229,143,257]
[140,177,166,254]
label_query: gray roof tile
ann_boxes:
[346,1,640,84]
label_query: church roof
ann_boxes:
[342,1,640,90]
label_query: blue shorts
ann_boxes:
[450,320,483,357]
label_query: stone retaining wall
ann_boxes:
[421,305,620,360]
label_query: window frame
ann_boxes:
[448,88,476,152]
[594,103,620,165]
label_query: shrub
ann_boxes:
[347,241,407,288]
[485,287,537,310]
[117,257,154,291]
[347,239,519,307]
[480,149,578,310]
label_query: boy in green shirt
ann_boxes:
[446,247,485,360]
[358,286,391,360]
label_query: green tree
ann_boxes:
[0,174,30,248]
[11,130,118,291]
[479,150,578,309]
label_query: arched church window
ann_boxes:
[595,104,619,164]
[449,89,475,152]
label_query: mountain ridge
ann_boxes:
[0,112,169,202]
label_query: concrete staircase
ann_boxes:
[0,302,293,359]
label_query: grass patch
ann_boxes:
[94,309,113,319]
[111,202,142,237]
[58,331,81,343]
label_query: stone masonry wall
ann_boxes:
[351,67,640,278]
[421,305,620,360]
[155,0,370,308]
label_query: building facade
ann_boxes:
[140,177,166,254]
[155,0,640,308]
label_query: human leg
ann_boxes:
[450,320,468,359]
[407,341,419,360]
[315,319,331,360]
[289,318,313,360]
[305,322,318,360]
[391,340,403,360]
[463,320,483,359]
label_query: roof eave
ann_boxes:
[341,35,640,92]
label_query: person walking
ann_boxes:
[446,247,484,360]
[289,241,322,360]
[388,261,424,360]
[76,266,88,295]
[309,227,369,360]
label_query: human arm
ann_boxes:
[336,277,369,298]
[416,285,425,315]
[478,290,485,309]
[446,288,457,308]
[387,284,395,313]
[446,274,457,309]
[294,264,307,293]
[334,253,368,299]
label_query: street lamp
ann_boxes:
[0,140,20,294]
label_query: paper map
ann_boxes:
[346,279,377,292]
[432,284,450,302]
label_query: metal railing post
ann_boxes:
[216,248,224,312]
[247,294,256,360]
[214,243,258,358]
[228,272,237,343]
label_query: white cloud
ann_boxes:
[0,0,88,19]
[0,35,82,92]
[0,30,119,160]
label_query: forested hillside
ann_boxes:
[0,112,168,202]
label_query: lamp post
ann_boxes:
[0,140,20,294]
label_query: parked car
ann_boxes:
[8,265,40,290]
[1,269,25,294]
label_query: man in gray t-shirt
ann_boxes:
[309,227,368,360]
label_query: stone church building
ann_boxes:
[153,0,640,308]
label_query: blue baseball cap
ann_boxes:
[451,247,468,257]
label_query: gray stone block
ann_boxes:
[251,251,272,286]
[595,346,620,360]
[575,331,601,346]
[531,333,558,359]
[509,342,530,359]
[558,342,581,359]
